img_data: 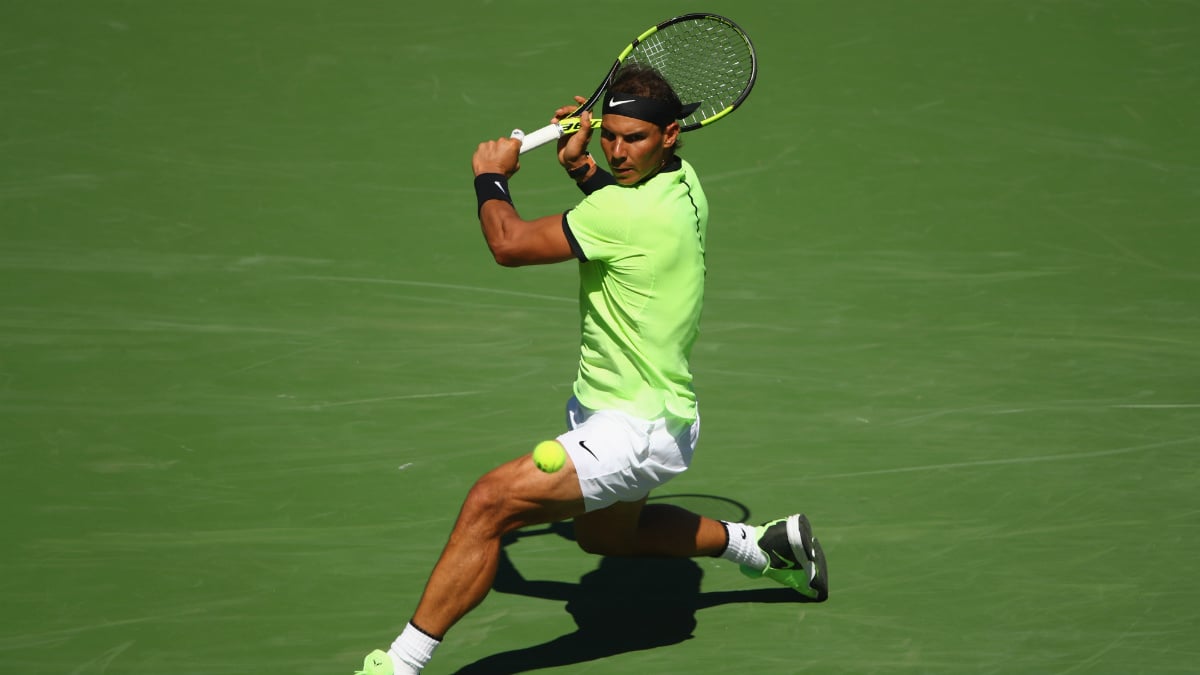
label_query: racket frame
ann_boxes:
[516,13,756,154]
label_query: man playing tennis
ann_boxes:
[356,64,827,675]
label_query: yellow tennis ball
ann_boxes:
[532,440,566,473]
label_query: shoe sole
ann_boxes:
[788,514,829,602]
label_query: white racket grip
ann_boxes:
[518,122,564,154]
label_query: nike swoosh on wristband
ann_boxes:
[608,97,635,107]
[494,180,507,194]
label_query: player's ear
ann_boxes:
[662,121,681,147]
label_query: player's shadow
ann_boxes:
[452,508,816,674]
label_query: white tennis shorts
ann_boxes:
[556,396,700,512]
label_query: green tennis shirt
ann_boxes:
[563,157,708,422]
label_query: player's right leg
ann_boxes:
[412,450,587,631]
[356,446,589,674]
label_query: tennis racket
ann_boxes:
[514,13,757,154]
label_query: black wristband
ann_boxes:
[577,167,617,196]
[566,154,592,180]
[474,173,513,214]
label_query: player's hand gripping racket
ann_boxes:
[514,13,757,154]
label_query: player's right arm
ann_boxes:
[473,137,575,267]
[479,204,574,267]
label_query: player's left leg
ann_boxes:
[573,497,729,557]
[563,401,729,558]
[739,513,829,601]
[571,501,829,603]
[558,403,829,601]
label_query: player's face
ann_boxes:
[599,115,680,185]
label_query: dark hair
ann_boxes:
[608,64,684,149]
[610,64,682,108]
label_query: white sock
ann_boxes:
[384,653,420,675]
[719,521,768,570]
[388,622,439,674]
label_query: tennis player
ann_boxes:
[355,64,827,675]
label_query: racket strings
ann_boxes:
[626,19,754,125]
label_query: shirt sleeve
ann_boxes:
[563,187,632,264]
[561,213,587,262]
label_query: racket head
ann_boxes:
[567,13,757,133]
[619,13,758,132]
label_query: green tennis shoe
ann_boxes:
[740,513,829,601]
[354,649,394,675]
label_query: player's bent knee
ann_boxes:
[458,475,512,526]
[458,466,539,535]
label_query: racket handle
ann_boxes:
[517,122,563,154]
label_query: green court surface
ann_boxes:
[3,1,1198,673]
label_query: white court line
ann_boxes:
[888,401,1200,426]
[304,390,483,410]
[1110,403,1200,409]
[816,435,1199,480]
[221,343,325,377]
[0,599,246,650]
[294,275,573,303]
